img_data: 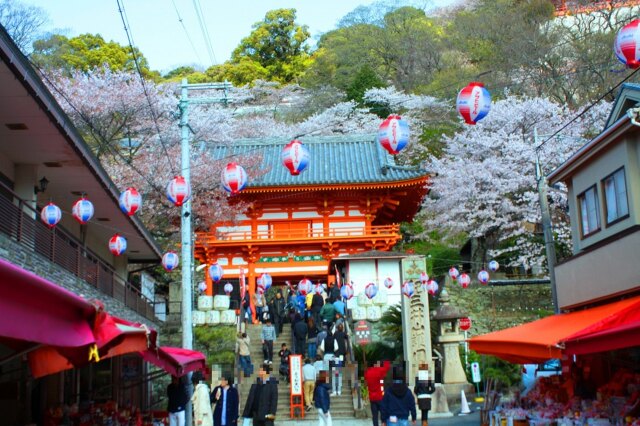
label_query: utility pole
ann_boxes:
[534,128,560,314]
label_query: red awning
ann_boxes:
[28,311,156,378]
[0,258,96,348]
[468,295,640,363]
[140,346,206,377]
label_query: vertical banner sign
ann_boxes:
[471,362,482,383]
[289,354,303,396]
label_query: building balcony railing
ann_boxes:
[196,224,401,245]
[0,182,156,320]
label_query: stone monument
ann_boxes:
[431,287,473,400]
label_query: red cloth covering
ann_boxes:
[140,346,206,377]
[364,360,391,402]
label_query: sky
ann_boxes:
[25,0,458,74]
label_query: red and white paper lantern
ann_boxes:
[614,19,640,68]
[459,273,471,289]
[221,162,248,195]
[298,278,313,296]
[108,234,127,256]
[72,197,94,224]
[162,251,179,272]
[426,279,439,296]
[224,282,233,295]
[449,267,460,281]
[119,187,142,216]
[40,202,62,228]
[478,269,490,285]
[208,263,224,283]
[166,175,191,207]
[488,260,499,272]
[281,139,310,176]
[402,281,415,298]
[377,114,410,155]
[340,284,354,300]
[383,277,394,289]
[456,82,491,125]
[365,283,378,299]
[419,272,429,284]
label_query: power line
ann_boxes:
[191,0,217,66]
[170,0,204,66]
[535,66,640,151]
[116,0,178,176]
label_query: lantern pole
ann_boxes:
[534,128,559,314]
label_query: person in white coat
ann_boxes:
[192,377,213,426]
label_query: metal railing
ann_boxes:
[197,224,401,243]
[0,183,155,320]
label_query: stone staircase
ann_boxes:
[236,323,356,420]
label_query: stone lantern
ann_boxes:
[431,288,473,398]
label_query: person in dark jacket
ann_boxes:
[241,292,252,325]
[331,324,348,396]
[293,314,308,356]
[314,370,332,426]
[310,291,324,326]
[167,375,189,426]
[269,290,286,335]
[210,376,239,426]
[242,365,278,426]
[278,343,292,381]
[381,369,416,426]
[414,364,436,426]
[307,317,319,359]
[327,281,340,303]
[365,360,391,426]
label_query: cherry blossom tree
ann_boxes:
[420,95,611,272]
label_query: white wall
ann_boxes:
[347,259,402,307]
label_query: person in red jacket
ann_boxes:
[364,360,391,426]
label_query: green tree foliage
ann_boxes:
[378,304,403,349]
[213,8,310,85]
[346,64,386,105]
[31,33,157,78]
[193,325,237,367]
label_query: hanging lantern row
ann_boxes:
[162,251,179,272]
[614,19,640,69]
[208,263,224,283]
[378,114,410,155]
[456,82,491,125]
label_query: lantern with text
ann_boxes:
[419,272,429,284]
[459,317,472,332]
[281,139,310,176]
[488,260,499,272]
[365,283,378,299]
[108,234,127,256]
[457,82,491,125]
[72,197,94,224]
[478,269,490,285]
[402,281,415,298]
[426,279,439,295]
[224,282,233,295]
[208,263,224,283]
[615,19,640,68]
[340,284,354,300]
[459,273,471,288]
[221,162,248,195]
[119,187,142,216]
[40,203,62,228]
[162,251,179,272]
[166,175,191,207]
[377,114,410,155]
[449,267,460,281]
[383,277,394,289]
[298,278,313,296]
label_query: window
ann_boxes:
[578,186,600,237]
[603,168,629,225]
